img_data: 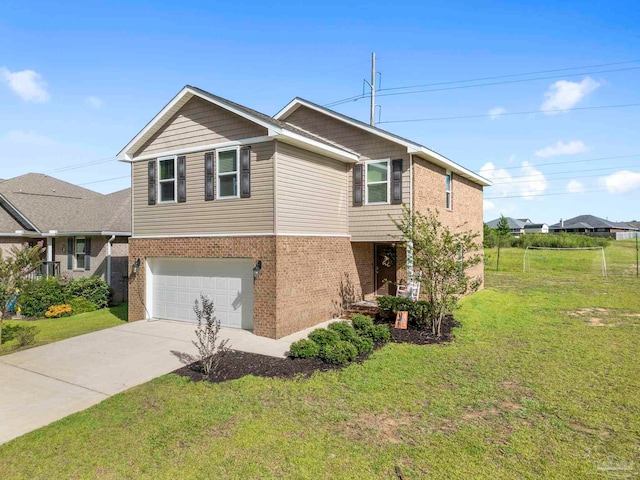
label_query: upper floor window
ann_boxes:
[366,159,390,205]
[217,147,239,199]
[445,170,452,210]
[158,156,176,202]
[75,237,86,269]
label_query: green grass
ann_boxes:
[0,244,639,479]
[0,303,127,356]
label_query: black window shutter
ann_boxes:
[177,156,187,203]
[240,146,251,198]
[391,159,403,204]
[85,238,91,271]
[204,152,215,201]
[148,161,157,205]
[67,238,73,270]
[353,163,364,206]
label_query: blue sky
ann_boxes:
[1,0,639,223]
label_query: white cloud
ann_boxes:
[480,159,548,201]
[600,171,640,194]
[488,107,506,120]
[534,140,588,158]
[85,96,103,109]
[566,179,585,194]
[4,130,57,146]
[483,199,496,212]
[541,77,600,114]
[0,67,49,102]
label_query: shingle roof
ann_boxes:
[0,206,25,233]
[486,217,526,230]
[549,214,637,231]
[0,173,130,234]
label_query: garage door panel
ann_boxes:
[150,258,253,329]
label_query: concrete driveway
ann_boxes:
[0,319,295,445]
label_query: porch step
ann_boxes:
[343,300,379,319]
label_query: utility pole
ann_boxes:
[370,52,376,126]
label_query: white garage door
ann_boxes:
[149,258,253,329]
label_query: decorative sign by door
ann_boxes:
[395,311,408,329]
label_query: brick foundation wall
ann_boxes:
[128,236,277,337]
[412,156,485,289]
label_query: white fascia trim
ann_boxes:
[278,129,359,163]
[276,99,491,187]
[410,147,492,186]
[131,232,351,239]
[118,86,283,161]
[126,136,276,163]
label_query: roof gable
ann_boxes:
[275,98,491,187]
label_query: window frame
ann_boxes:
[364,159,391,206]
[445,170,452,210]
[75,237,86,270]
[216,146,241,200]
[157,155,177,204]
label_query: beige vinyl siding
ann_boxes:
[348,155,411,242]
[283,106,410,242]
[135,96,268,157]
[275,141,348,235]
[132,141,275,236]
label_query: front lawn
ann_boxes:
[0,303,127,356]
[0,246,638,478]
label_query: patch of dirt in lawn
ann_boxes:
[173,316,459,384]
[567,421,611,438]
[344,412,415,444]
[568,307,629,327]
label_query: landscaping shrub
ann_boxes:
[367,324,391,344]
[44,304,73,318]
[69,297,98,315]
[18,277,66,317]
[16,325,38,347]
[308,328,340,348]
[66,277,111,309]
[377,295,432,329]
[351,314,374,333]
[319,340,358,366]
[289,339,320,359]
[328,321,359,342]
[351,335,374,354]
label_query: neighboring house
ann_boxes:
[486,217,528,235]
[118,85,490,339]
[0,174,131,303]
[523,223,549,234]
[549,215,638,237]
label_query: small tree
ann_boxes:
[0,243,44,349]
[393,206,482,337]
[495,215,511,271]
[192,293,230,376]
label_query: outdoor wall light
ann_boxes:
[132,258,141,274]
[253,260,262,280]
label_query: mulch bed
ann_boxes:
[173,315,459,384]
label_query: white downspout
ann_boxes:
[106,234,116,286]
[407,154,414,280]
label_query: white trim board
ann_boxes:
[131,232,351,239]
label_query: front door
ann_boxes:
[375,244,397,296]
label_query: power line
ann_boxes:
[77,175,129,186]
[377,102,640,124]
[491,170,637,186]
[44,156,118,174]
[326,65,640,107]
[487,154,640,172]
[486,184,609,198]
[489,163,640,182]
[484,188,612,200]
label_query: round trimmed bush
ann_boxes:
[328,321,358,342]
[319,340,358,366]
[69,297,98,315]
[369,324,391,344]
[352,335,374,354]
[289,339,320,359]
[308,328,340,348]
[351,314,374,333]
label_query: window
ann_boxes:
[365,159,390,204]
[445,171,452,210]
[217,147,239,199]
[75,237,86,269]
[158,156,176,202]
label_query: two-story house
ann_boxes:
[118,86,489,339]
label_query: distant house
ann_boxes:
[486,217,547,235]
[549,215,637,238]
[0,174,131,303]
[523,223,549,234]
